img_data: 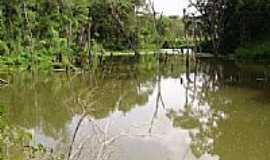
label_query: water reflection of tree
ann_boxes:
[0,56,185,139]
[147,56,186,136]
[76,74,155,119]
[67,56,187,160]
[167,61,227,158]
[167,60,270,159]
[1,73,72,139]
[0,73,152,139]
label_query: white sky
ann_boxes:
[153,0,189,16]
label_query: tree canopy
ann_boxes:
[188,0,270,55]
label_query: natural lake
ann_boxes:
[1,56,270,160]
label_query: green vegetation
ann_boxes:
[1,0,270,67]
[188,0,270,59]
[224,0,270,59]
[235,38,270,60]
[0,0,185,70]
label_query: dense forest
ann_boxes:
[0,0,184,70]
[188,0,270,58]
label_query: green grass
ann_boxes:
[0,52,53,71]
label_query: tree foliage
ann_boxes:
[0,0,184,68]
[188,0,270,55]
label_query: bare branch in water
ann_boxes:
[67,111,88,160]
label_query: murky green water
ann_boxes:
[1,56,270,160]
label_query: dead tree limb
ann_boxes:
[67,111,88,160]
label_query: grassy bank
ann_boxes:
[0,49,178,73]
[0,50,155,71]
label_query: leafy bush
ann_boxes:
[0,41,9,56]
[235,38,270,59]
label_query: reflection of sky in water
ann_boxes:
[30,74,220,160]
[3,59,270,160]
